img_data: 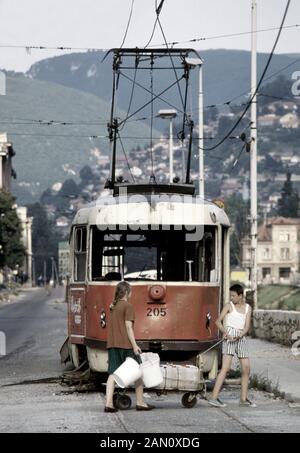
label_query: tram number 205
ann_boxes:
[147,307,167,317]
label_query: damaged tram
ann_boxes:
[61,48,230,380]
[63,183,230,380]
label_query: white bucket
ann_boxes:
[140,352,163,388]
[113,357,142,388]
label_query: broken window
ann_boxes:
[74,227,87,281]
[91,226,218,282]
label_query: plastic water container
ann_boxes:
[113,357,142,388]
[158,364,202,390]
[177,365,201,390]
[140,352,163,388]
[158,364,178,390]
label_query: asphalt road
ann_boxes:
[0,287,299,433]
[0,287,62,356]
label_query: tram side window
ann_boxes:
[74,227,87,281]
[197,229,217,282]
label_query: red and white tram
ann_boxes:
[63,183,230,379]
[61,48,231,380]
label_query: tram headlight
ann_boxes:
[100,310,106,328]
[206,312,212,331]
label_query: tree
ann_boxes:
[79,166,94,184]
[205,106,218,123]
[225,194,250,267]
[40,188,55,205]
[27,203,60,281]
[0,191,25,269]
[277,172,299,218]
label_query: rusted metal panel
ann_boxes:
[82,283,219,344]
[67,285,87,336]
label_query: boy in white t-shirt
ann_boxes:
[208,284,256,408]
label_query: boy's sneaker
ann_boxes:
[239,398,257,407]
[208,398,227,408]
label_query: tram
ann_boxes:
[62,183,230,379]
[61,48,231,380]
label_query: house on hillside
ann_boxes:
[258,114,279,127]
[279,112,299,129]
[220,178,242,197]
[242,217,300,285]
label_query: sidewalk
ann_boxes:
[0,286,40,307]
[248,338,300,403]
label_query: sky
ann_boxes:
[0,0,300,72]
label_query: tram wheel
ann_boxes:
[181,392,197,408]
[115,394,132,410]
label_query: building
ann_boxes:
[16,207,33,285]
[258,114,279,127]
[0,135,34,285]
[242,217,300,285]
[279,112,299,129]
[0,133,16,192]
[58,241,70,280]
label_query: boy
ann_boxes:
[208,284,256,408]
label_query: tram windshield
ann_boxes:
[90,226,218,283]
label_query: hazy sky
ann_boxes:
[0,0,300,72]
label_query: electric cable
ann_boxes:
[200,0,291,151]
[117,132,136,182]
[119,0,135,48]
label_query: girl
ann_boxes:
[104,281,155,412]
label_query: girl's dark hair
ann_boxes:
[230,284,244,296]
[110,281,131,311]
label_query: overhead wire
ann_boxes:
[117,132,136,182]
[119,71,185,115]
[1,24,299,52]
[149,23,300,48]
[200,0,291,152]
[118,74,185,127]
[144,0,165,48]
[155,1,185,111]
[119,0,135,48]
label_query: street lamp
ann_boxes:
[157,109,177,183]
[184,56,204,197]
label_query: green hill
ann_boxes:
[27,49,300,112]
[1,74,155,204]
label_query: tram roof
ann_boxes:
[72,185,230,228]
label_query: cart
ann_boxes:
[112,363,209,409]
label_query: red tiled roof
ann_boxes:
[257,224,272,241]
[266,216,300,226]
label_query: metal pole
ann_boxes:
[169,118,174,183]
[250,0,258,309]
[111,119,118,188]
[198,64,204,197]
[32,256,35,287]
[51,257,54,288]
[43,260,47,288]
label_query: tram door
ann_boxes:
[69,226,88,336]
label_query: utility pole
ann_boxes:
[32,256,36,287]
[43,260,47,288]
[198,63,204,198]
[51,257,54,287]
[157,109,177,183]
[250,0,258,309]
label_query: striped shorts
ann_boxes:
[222,327,249,358]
